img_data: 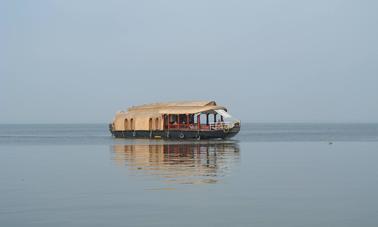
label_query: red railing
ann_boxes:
[167,122,232,131]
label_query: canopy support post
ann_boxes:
[197,114,201,129]
[177,114,180,128]
[186,114,189,128]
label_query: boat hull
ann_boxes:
[110,126,240,140]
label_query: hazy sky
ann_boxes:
[1,0,378,123]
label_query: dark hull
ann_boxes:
[110,126,240,140]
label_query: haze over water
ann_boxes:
[1,123,378,226]
[2,0,378,225]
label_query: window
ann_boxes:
[155,118,159,130]
[124,119,128,130]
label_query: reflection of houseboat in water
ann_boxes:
[109,101,240,139]
[112,142,240,184]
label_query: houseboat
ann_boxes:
[109,101,241,139]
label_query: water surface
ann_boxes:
[1,123,378,226]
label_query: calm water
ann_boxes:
[1,123,378,226]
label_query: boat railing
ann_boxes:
[167,124,198,130]
[167,122,234,131]
[208,122,234,131]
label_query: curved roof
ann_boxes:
[119,100,227,116]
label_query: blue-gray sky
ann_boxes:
[1,0,378,123]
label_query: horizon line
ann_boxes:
[1,122,378,125]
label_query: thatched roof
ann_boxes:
[112,101,229,131]
[123,100,227,115]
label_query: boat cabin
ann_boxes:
[110,101,240,139]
